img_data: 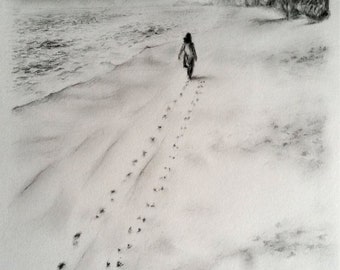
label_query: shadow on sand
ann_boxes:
[252,18,287,25]
[191,75,211,81]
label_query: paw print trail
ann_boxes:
[108,79,207,268]
[94,79,201,268]
[55,79,206,270]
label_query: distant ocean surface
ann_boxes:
[11,4,221,106]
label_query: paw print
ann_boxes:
[57,262,66,270]
[72,232,81,246]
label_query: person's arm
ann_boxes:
[192,44,197,61]
[178,44,185,60]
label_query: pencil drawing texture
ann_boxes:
[0,0,339,269]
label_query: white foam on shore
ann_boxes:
[10,4,223,108]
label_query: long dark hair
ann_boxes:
[183,33,192,44]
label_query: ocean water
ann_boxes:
[11,4,221,107]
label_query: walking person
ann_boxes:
[178,33,197,79]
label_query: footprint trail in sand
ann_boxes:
[56,78,206,269]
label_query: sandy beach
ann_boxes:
[1,2,339,269]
